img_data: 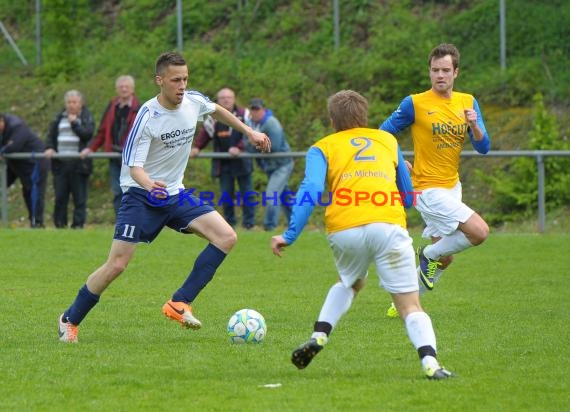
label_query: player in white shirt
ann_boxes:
[58,51,271,343]
[120,90,215,195]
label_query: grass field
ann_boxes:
[1,227,568,411]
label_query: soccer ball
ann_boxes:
[227,308,267,344]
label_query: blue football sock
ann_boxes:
[63,284,100,325]
[172,243,227,303]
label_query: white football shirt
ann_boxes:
[121,91,216,195]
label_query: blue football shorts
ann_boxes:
[113,187,215,243]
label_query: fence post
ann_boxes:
[536,154,545,233]
[1,160,7,227]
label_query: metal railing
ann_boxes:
[2,150,570,231]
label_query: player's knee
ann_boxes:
[470,222,489,246]
[219,229,238,251]
[476,221,490,244]
[109,259,128,276]
[464,215,490,246]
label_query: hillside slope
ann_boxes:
[0,0,568,229]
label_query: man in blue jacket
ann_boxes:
[247,98,293,231]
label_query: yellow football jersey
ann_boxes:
[409,90,474,190]
[312,128,407,233]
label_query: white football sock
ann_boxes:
[425,230,472,260]
[404,311,437,351]
[421,355,440,371]
[317,282,354,329]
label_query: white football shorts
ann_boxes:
[415,181,474,239]
[326,223,418,294]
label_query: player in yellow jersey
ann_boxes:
[380,43,490,318]
[271,90,453,379]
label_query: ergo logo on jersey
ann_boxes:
[160,128,192,140]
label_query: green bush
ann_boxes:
[478,93,570,224]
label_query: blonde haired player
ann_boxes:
[271,90,453,379]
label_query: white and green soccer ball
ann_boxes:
[227,308,267,344]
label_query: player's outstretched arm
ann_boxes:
[211,104,271,152]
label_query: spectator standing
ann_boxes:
[246,98,293,231]
[0,113,49,227]
[192,87,255,229]
[45,90,95,229]
[81,75,140,215]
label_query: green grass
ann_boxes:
[1,228,569,411]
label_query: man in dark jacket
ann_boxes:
[45,89,95,228]
[81,75,140,215]
[0,113,49,227]
[192,87,255,229]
